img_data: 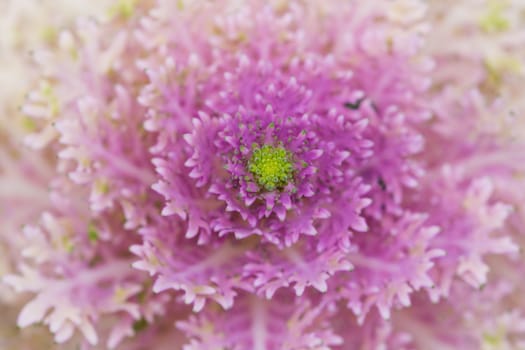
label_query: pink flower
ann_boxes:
[2,0,524,349]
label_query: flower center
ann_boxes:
[248,144,294,191]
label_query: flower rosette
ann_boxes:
[2,0,523,349]
[134,0,442,324]
[150,55,373,247]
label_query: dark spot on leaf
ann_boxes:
[377,177,387,191]
[344,97,366,110]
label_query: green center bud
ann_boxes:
[248,144,294,191]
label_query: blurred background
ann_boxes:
[0,2,111,348]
